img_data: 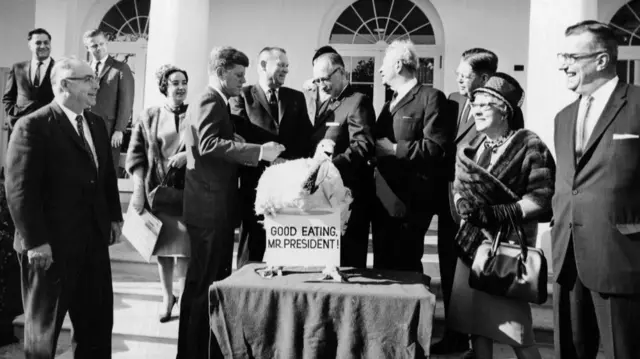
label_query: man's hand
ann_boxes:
[260,142,286,162]
[111,131,124,148]
[455,198,474,219]
[272,157,286,165]
[375,138,396,157]
[233,133,246,143]
[110,221,123,245]
[27,243,53,271]
[167,152,187,168]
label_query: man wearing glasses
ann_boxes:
[308,52,375,268]
[552,20,640,359]
[5,58,123,358]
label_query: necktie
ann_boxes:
[575,95,594,160]
[166,103,187,132]
[33,61,43,87]
[268,89,279,121]
[75,115,97,170]
[95,61,101,77]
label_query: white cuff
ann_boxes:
[258,146,264,161]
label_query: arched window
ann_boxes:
[330,0,435,45]
[610,1,640,84]
[327,0,442,114]
[99,0,150,42]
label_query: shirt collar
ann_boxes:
[260,83,279,99]
[395,78,418,102]
[32,57,52,68]
[585,76,619,103]
[91,55,109,67]
[55,99,83,122]
[211,86,229,106]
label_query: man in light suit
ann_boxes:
[309,52,376,268]
[553,20,640,359]
[6,57,123,359]
[177,46,285,359]
[83,29,135,174]
[231,47,313,269]
[2,28,55,129]
[431,48,498,357]
[373,39,455,273]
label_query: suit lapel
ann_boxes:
[83,111,104,172]
[564,99,580,169]
[25,61,35,89]
[314,86,350,130]
[253,86,275,120]
[99,56,113,81]
[390,84,420,116]
[278,90,287,124]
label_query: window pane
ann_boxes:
[417,58,434,86]
[610,2,640,46]
[350,57,375,83]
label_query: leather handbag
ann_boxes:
[148,166,185,217]
[469,214,548,304]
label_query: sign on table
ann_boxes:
[263,209,340,267]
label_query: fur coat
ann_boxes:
[452,129,556,264]
[125,105,186,203]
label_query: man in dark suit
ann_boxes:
[553,20,640,359]
[431,48,498,356]
[231,47,313,268]
[2,28,55,129]
[308,52,375,268]
[83,29,135,174]
[372,39,455,273]
[303,46,339,124]
[177,46,285,359]
[5,57,123,359]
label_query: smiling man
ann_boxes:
[230,47,313,269]
[6,57,123,359]
[2,28,55,129]
[552,20,640,359]
[83,29,134,175]
[178,46,285,359]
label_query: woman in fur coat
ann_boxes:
[126,65,190,323]
[447,73,556,359]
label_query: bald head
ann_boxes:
[51,57,99,113]
[258,47,289,88]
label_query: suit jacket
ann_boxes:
[310,85,375,199]
[2,59,55,127]
[552,81,640,294]
[90,56,135,133]
[449,92,478,148]
[374,84,455,214]
[5,101,122,259]
[183,86,261,228]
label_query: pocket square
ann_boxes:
[325,122,340,127]
[613,133,639,140]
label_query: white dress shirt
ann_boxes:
[31,57,52,85]
[260,83,279,102]
[90,55,109,77]
[578,76,619,144]
[56,100,98,169]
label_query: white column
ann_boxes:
[144,0,211,109]
[526,0,599,272]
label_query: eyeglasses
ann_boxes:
[312,68,340,85]
[470,102,501,111]
[455,71,476,81]
[557,51,606,65]
[64,75,99,84]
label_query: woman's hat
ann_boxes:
[472,72,524,114]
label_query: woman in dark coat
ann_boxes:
[447,73,555,359]
[126,65,190,322]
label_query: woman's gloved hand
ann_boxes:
[466,202,523,228]
[455,198,474,219]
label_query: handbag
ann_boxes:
[148,166,185,217]
[468,213,548,304]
